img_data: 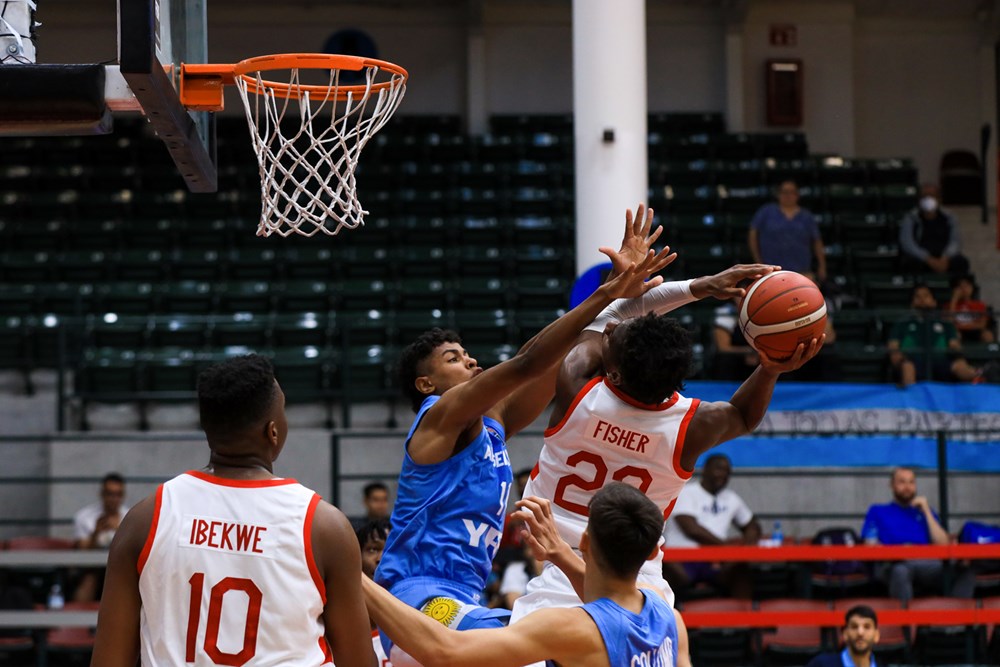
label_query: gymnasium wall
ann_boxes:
[31,1,994,188]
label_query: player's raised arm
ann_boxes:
[680,338,825,470]
[361,577,600,667]
[409,250,672,463]
[90,497,155,667]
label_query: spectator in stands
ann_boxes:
[713,302,840,383]
[887,283,986,386]
[805,604,880,667]
[358,518,393,667]
[72,472,129,602]
[899,183,971,277]
[350,480,392,533]
[748,179,827,284]
[662,454,761,599]
[945,274,995,343]
[711,303,758,381]
[862,467,975,604]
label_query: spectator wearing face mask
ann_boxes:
[899,183,971,277]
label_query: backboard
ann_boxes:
[118,0,217,192]
[0,0,216,192]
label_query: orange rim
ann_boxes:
[233,53,407,101]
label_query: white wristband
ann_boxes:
[584,279,696,333]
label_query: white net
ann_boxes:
[233,59,407,237]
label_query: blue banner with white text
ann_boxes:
[683,381,1000,471]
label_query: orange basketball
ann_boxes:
[738,271,827,361]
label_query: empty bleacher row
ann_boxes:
[1,113,996,428]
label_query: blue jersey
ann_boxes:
[376,395,513,599]
[576,590,678,667]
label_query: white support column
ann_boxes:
[572,0,648,277]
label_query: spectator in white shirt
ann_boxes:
[662,454,760,599]
[72,472,129,601]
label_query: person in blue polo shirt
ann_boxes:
[861,467,975,603]
[806,605,880,667]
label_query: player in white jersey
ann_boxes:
[91,355,375,667]
[511,205,824,632]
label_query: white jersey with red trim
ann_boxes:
[138,471,331,667]
[524,376,699,548]
[373,630,392,667]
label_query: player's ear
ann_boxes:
[265,420,279,445]
[414,375,435,396]
[579,529,590,555]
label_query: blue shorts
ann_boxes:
[378,577,511,657]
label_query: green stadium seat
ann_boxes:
[762,157,817,187]
[86,314,149,349]
[277,281,336,313]
[338,279,391,313]
[226,247,282,281]
[172,249,228,282]
[836,213,893,245]
[712,133,757,161]
[0,284,38,316]
[115,249,171,282]
[68,218,123,251]
[816,157,867,185]
[36,282,95,316]
[455,188,503,217]
[217,281,274,314]
[455,309,513,346]
[3,251,57,282]
[667,213,729,244]
[282,247,337,281]
[663,183,718,216]
[457,216,506,246]
[159,281,216,314]
[714,160,764,188]
[271,312,335,349]
[825,184,878,213]
[270,346,337,407]
[96,282,158,315]
[720,186,769,215]
[341,309,392,347]
[150,315,211,349]
[0,316,33,393]
[397,215,455,247]
[397,278,451,311]
[863,276,914,309]
[662,134,712,161]
[455,245,508,277]
[394,309,454,347]
[659,159,713,188]
[514,276,571,311]
[755,132,808,160]
[513,245,570,278]
[453,277,510,310]
[122,218,181,249]
[75,347,142,404]
[879,183,919,215]
[867,158,917,185]
[850,244,899,276]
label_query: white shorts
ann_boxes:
[510,555,675,622]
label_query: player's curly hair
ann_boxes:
[196,354,278,444]
[588,483,663,579]
[397,328,464,413]
[614,314,692,404]
[356,517,391,551]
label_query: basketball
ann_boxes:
[738,271,827,361]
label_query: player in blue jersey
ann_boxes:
[374,231,673,662]
[364,482,689,667]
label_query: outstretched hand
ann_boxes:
[599,247,675,300]
[600,204,677,278]
[758,335,825,374]
[690,263,780,301]
[515,496,573,565]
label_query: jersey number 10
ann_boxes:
[186,573,262,666]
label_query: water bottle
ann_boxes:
[47,583,64,610]
[772,521,784,546]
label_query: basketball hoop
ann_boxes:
[181,54,407,237]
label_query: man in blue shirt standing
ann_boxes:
[861,467,975,603]
[748,179,827,284]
